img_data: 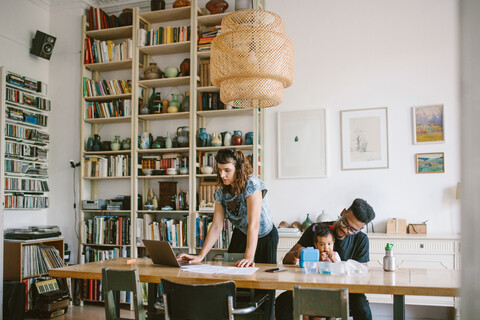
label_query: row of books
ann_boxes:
[5,124,49,143]
[198,25,221,51]
[5,141,47,161]
[198,151,217,171]
[84,155,131,178]
[196,215,232,249]
[6,106,48,127]
[85,99,132,119]
[84,216,131,245]
[84,246,130,263]
[6,88,51,111]
[87,6,120,31]
[198,181,218,206]
[141,156,187,171]
[21,244,64,278]
[4,195,49,208]
[138,214,188,247]
[138,26,191,47]
[199,92,225,110]
[6,71,46,94]
[81,279,135,303]
[5,160,48,176]
[4,177,49,192]
[84,38,133,64]
[198,59,211,87]
[83,78,132,97]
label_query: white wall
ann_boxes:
[264,0,460,234]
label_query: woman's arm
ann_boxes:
[237,190,262,267]
[177,203,225,263]
[283,243,304,265]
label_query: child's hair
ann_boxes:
[312,223,335,243]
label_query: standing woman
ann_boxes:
[177,148,278,318]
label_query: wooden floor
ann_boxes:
[25,303,135,320]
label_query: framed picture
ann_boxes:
[412,104,444,144]
[416,152,445,173]
[277,109,326,178]
[341,107,389,170]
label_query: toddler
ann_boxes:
[312,222,341,263]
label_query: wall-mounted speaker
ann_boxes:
[30,30,56,60]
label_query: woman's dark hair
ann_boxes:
[215,148,252,195]
[312,223,335,243]
[348,198,375,224]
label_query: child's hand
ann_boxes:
[327,251,337,263]
[320,252,331,262]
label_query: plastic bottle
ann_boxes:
[383,243,396,271]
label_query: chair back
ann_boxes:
[162,278,236,320]
[293,286,349,320]
[223,252,244,262]
[102,268,146,320]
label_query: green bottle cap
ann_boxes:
[385,243,394,250]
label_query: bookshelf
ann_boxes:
[0,67,50,211]
[3,238,65,310]
[78,1,265,275]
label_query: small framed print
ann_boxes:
[413,104,444,144]
[341,107,389,170]
[416,152,445,173]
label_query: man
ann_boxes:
[275,198,376,320]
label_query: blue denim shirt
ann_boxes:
[214,175,273,237]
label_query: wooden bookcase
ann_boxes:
[78,1,265,274]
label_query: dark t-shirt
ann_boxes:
[298,222,370,263]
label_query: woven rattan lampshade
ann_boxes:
[210,9,294,108]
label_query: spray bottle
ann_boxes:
[383,243,396,271]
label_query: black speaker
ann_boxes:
[3,281,25,320]
[30,30,56,60]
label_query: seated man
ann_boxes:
[275,198,376,320]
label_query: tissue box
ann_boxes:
[386,218,406,234]
[299,247,319,268]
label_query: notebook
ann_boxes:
[142,239,190,267]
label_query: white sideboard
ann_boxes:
[277,232,460,308]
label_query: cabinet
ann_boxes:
[277,232,460,308]
[4,238,65,310]
[79,1,264,274]
[0,67,50,211]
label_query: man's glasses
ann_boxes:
[339,216,360,235]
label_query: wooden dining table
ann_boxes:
[49,258,459,320]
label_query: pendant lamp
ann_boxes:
[210,9,294,108]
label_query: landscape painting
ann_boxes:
[416,152,445,173]
[413,104,444,144]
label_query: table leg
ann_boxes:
[393,295,405,320]
[147,283,163,320]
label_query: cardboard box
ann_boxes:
[386,218,407,234]
[407,223,427,234]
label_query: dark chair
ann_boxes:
[161,278,267,320]
[293,286,349,320]
[102,268,146,320]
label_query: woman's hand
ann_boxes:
[176,253,203,264]
[235,258,255,268]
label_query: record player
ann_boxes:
[4,226,61,240]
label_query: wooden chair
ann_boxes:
[293,286,349,320]
[161,278,267,320]
[102,268,146,320]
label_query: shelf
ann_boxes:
[138,76,191,88]
[84,93,132,102]
[5,136,49,146]
[6,83,47,98]
[138,174,189,179]
[197,85,219,92]
[83,176,131,180]
[82,243,131,247]
[197,12,228,26]
[137,210,189,214]
[4,207,47,211]
[6,101,49,113]
[138,112,189,121]
[197,145,254,152]
[139,7,191,24]
[84,116,132,124]
[85,26,133,40]
[83,210,131,213]
[6,118,47,130]
[196,109,254,117]
[197,50,211,59]
[5,173,48,179]
[196,174,217,178]
[139,41,191,55]
[4,190,47,194]
[85,60,134,72]
[84,150,131,155]
[138,147,189,154]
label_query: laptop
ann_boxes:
[142,239,190,267]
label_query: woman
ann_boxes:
[177,148,278,267]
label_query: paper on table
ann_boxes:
[181,264,259,275]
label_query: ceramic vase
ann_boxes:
[122,138,131,150]
[180,58,190,76]
[173,0,190,8]
[144,62,162,80]
[197,128,209,147]
[301,214,314,231]
[165,133,173,149]
[177,126,189,147]
[119,8,133,26]
[111,135,121,151]
[140,132,150,149]
[182,91,190,112]
[151,0,165,11]
[211,132,222,146]
[86,137,94,151]
[223,131,232,146]
[232,130,243,145]
[245,131,254,145]
[93,134,101,151]
[206,0,229,14]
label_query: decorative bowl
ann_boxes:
[166,168,178,175]
[201,166,213,174]
[179,167,188,174]
[145,204,155,210]
[142,169,153,176]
